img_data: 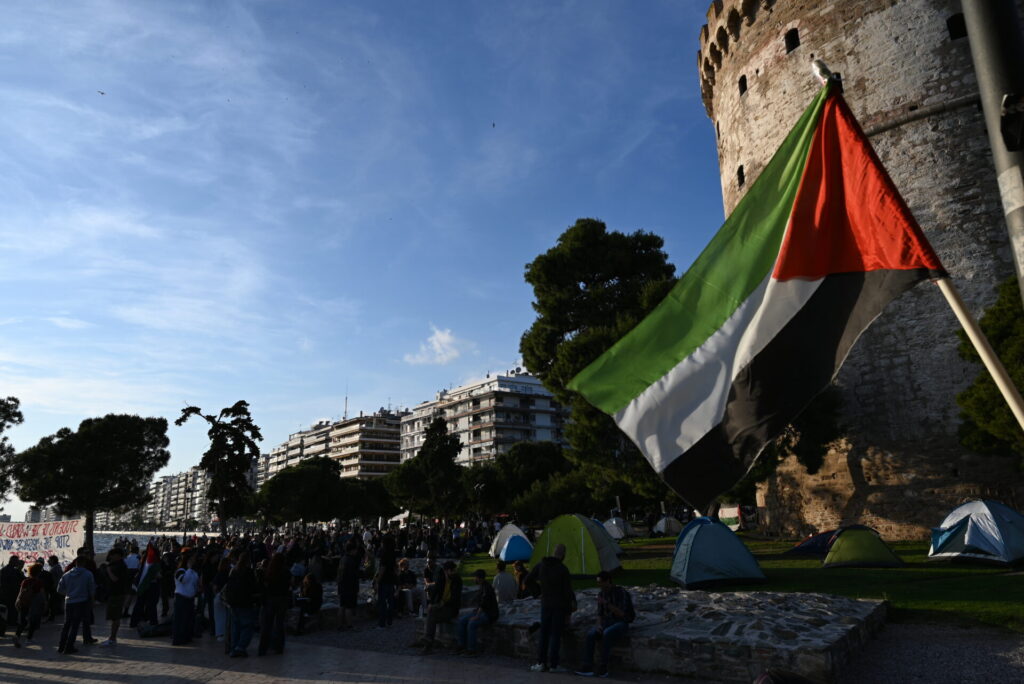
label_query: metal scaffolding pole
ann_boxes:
[962,0,1024,305]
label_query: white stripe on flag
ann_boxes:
[614,274,822,473]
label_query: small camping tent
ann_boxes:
[928,500,1024,564]
[822,527,903,568]
[590,518,624,555]
[669,517,765,588]
[654,516,683,536]
[604,517,636,540]
[489,523,529,558]
[499,534,534,562]
[531,514,621,576]
[785,530,837,557]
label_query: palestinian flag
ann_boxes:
[135,543,161,595]
[568,82,945,512]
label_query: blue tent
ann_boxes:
[784,530,836,557]
[929,500,1024,564]
[670,517,765,589]
[499,534,534,562]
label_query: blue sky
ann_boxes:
[0,1,724,520]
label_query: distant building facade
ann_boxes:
[401,370,568,465]
[329,410,406,478]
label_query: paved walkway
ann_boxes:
[0,615,696,684]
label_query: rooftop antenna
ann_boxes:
[344,382,349,420]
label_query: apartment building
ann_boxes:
[329,409,406,478]
[265,419,333,481]
[400,369,568,465]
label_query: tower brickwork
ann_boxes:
[698,0,1024,537]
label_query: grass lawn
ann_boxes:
[461,535,1024,632]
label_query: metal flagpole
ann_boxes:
[934,277,1024,433]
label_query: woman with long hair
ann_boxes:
[376,535,398,629]
[295,572,323,635]
[12,563,46,646]
[211,557,231,641]
[224,551,260,658]
[258,552,290,655]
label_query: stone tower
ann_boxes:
[698,0,1024,538]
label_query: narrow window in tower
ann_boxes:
[946,14,967,41]
[785,28,800,53]
[737,165,745,187]
[738,75,748,96]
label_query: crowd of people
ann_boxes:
[0,520,637,676]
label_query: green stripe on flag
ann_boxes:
[569,84,833,416]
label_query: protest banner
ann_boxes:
[0,519,84,565]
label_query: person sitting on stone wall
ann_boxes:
[574,571,635,678]
[453,569,499,656]
[409,560,462,654]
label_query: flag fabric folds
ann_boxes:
[568,82,946,511]
[135,543,161,595]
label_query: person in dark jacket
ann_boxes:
[414,561,462,654]
[454,569,498,656]
[526,543,575,673]
[376,535,398,628]
[224,552,260,658]
[1,556,25,636]
[258,553,290,655]
[574,571,634,677]
[336,540,362,631]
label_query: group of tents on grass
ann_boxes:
[487,500,1024,589]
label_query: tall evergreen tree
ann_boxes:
[13,414,169,551]
[957,276,1024,468]
[176,401,263,535]
[384,417,464,518]
[257,457,344,524]
[0,396,24,507]
[520,218,676,499]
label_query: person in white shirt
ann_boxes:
[171,555,200,646]
[492,560,519,605]
[124,546,141,572]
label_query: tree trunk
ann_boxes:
[85,509,95,553]
[219,506,228,537]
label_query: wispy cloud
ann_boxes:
[403,325,475,366]
[44,317,91,330]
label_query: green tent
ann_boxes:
[531,514,622,576]
[822,527,903,568]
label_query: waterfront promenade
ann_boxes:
[3,602,1022,683]
[0,613,702,684]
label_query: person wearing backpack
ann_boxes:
[12,563,46,647]
[574,571,635,678]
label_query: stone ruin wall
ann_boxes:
[698,0,1024,538]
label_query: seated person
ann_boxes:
[295,573,323,635]
[409,561,461,654]
[454,569,498,655]
[396,558,418,616]
[574,571,635,678]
